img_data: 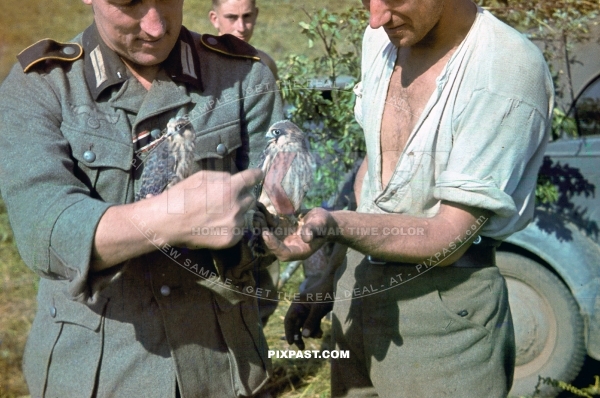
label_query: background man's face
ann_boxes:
[361,0,445,48]
[209,0,258,42]
[83,0,184,67]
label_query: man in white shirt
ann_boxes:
[266,0,554,396]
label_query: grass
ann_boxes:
[0,203,36,398]
[262,267,333,398]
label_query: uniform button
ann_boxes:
[83,150,96,163]
[50,306,57,318]
[216,143,227,156]
[458,310,468,317]
[160,285,171,297]
[473,235,482,245]
[150,129,162,139]
[62,46,76,55]
[207,37,218,45]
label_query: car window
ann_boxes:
[572,74,600,137]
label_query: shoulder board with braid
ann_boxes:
[199,34,261,61]
[17,38,83,73]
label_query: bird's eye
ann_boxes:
[273,129,281,136]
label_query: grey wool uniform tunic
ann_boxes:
[0,23,283,397]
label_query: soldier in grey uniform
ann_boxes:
[0,0,283,396]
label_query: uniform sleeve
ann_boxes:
[433,88,551,238]
[242,60,284,170]
[0,65,112,300]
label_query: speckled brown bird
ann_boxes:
[256,120,315,216]
[135,116,196,201]
[250,120,316,255]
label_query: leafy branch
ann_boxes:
[277,8,368,208]
[531,375,600,397]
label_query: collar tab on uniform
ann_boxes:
[17,39,83,73]
[82,24,129,100]
[164,27,204,91]
[200,34,260,61]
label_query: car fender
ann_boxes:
[504,218,600,359]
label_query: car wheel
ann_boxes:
[496,251,586,397]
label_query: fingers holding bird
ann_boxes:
[261,207,334,261]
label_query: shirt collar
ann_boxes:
[82,24,203,100]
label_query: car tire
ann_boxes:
[496,251,586,398]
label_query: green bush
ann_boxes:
[277,8,368,208]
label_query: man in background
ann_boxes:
[209,0,278,79]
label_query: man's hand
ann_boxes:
[262,207,335,261]
[284,274,335,350]
[167,168,263,250]
[92,169,263,271]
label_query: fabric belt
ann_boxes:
[367,236,501,268]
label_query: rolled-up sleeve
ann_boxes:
[434,88,551,238]
[435,171,516,217]
[0,65,112,296]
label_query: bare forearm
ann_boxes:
[91,197,173,271]
[264,198,488,264]
[327,204,489,266]
[327,156,485,265]
[91,169,262,272]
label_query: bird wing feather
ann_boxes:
[135,139,173,201]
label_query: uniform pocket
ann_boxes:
[63,126,133,202]
[43,292,108,397]
[432,267,504,337]
[213,294,270,396]
[68,132,133,171]
[193,119,242,160]
[51,290,108,330]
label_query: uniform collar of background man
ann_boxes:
[82,0,185,89]
[209,0,258,43]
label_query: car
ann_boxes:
[498,21,600,397]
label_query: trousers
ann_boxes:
[330,248,515,397]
